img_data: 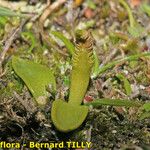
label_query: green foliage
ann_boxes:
[116,73,132,96]
[100,2,110,18]
[21,32,36,53]
[51,31,75,55]
[11,29,150,132]
[119,0,144,37]
[69,37,94,105]
[0,61,24,100]
[93,52,150,78]
[85,98,142,107]
[142,102,150,112]
[141,3,150,16]
[0,6,25,17]
[77,20,95,30]
[51,30,100,79]
[0,16,8,37]
[139,102,150,119]
[12,56,56,107]
[122,39,139,53]
[109,33,122,44]
[0,16,8,27]
[85,98,150,120]
[87,0,96,9]
[128,24,144,38]
[51,32,94,132]
[119,0,134,28]
[139,112,150,120]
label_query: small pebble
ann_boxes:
[112,130,117,134]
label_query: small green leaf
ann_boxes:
[141,3,150,16]
[119,0,135,28]
[116,73,132,96]
[119,0,144,37]
[128,24,144,38]
[87,0,96,9]
[21,32,36,53]
[77,20,95,30]
[85,98,142,107]
[0,6,25,17]
[142,102,150,112]
[12,56,56,106]
[51,31,75,55]
[0,16,8,26]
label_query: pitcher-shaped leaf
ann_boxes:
[51,31,94,132]
[69,32,94,105]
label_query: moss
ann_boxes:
[86,109,150,149]
[122,39,139,54]
[117,10,127,22]
[136,71,149,85]
[128,60,139,69]
[100,2,110,19]
[0,61,23,100]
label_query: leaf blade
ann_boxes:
[0,6,25,17]
[116,73,132,96]
[51,31,75,55]
[85,98,142,107]
[12,56,56,104]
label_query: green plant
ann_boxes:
[51,31,75,55]
[116,73,132,96]
[0,6,26,17]
[85,98,141,107]
[93,52,150,78]
[119,0,144,37]
[21,32,36,53]
[139,102,150,120]
[51,32,94,132]
[141,2,150,16]
[12,31,150,133]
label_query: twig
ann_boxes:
[101,48,118,66]
[0,19,28,75]
[13,91,37,114]
[39,0,66,26]
[47,0,51,6]
[0,68,6,78]
[39,0,67,55]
